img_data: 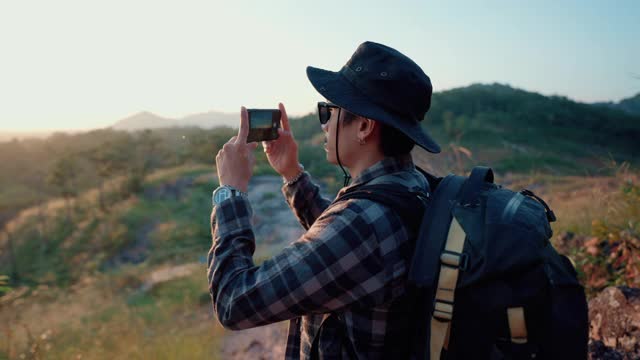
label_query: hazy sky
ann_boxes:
[1,0,638,131]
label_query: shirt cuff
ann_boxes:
[213,195,253,236]
[282,171,311,201]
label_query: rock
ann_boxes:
[589,286,640,359]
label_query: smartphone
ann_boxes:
[247,109,281,143]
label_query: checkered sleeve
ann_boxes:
[207,195,387,331]
[282,172,331,230]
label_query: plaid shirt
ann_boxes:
[208,155,430,359]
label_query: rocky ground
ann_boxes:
[589,286,640,359]
[246,176,308,260]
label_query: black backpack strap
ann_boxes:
[458,166,494,206]
[408,174,467,287]
[310,314,358,360]
[521,189,557,223]
[416,166,443,193]
[404,174,466,360]
[334,184,428,229]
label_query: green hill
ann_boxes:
[420,83,640,173]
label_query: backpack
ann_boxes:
[335,166,589,360]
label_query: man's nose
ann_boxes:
[321,123,329,133]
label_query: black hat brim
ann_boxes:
[306,66,441,154]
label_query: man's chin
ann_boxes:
[325,154,337,165]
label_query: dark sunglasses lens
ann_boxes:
[318,104,329,124]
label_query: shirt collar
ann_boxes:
[342,154,415,191]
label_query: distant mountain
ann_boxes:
[111,110,238,131]
[592,93,640,115]
[111,111,173,130]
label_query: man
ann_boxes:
[209,41,441,359]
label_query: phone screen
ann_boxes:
[251,111,275,129]
[247,109,281,142]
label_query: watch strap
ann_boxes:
[227,187,247,197]
[212,185,247,206]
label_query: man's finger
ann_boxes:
[277,128,291,138]
[236,106,249,144]
[279,103,291,132]
[227,136,238,144]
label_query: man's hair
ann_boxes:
[341,110,415,156]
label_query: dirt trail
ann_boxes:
[246,175,307,259]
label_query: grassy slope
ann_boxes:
[0,165,225,359]
[1,268,223,359]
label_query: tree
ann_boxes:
[46,155,78,222]
[0,274,10,295]
[122,129,162,196]
[0,212,19,283]
[137,129,161,175]
[89,142,128,210]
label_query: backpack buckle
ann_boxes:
[440,250,469,272]
[433,300,454,321]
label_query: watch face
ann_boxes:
[213,187,232,204]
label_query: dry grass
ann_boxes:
[0,174,128,249]
[501,172,626,237]
[144,164,212,184]
[1,164,212,253]
[193,172,216,186]
[1,266,224,359]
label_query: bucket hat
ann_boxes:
[306,41,441,153]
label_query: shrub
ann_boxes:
[574,173,640,295]
[0,274,10,296]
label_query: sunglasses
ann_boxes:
[317,101,340,125]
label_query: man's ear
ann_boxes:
[358,118,378,140]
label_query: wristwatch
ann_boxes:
[212,185,247,206]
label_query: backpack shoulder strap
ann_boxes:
[405,173,466,360]
[458,166,494,206]
[408,174,466,287]
[334,183,428,229]
[416,166,443,192]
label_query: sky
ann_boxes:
[0,0,638,131]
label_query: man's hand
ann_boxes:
[263,103,302,181]
[215,107,259,192]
